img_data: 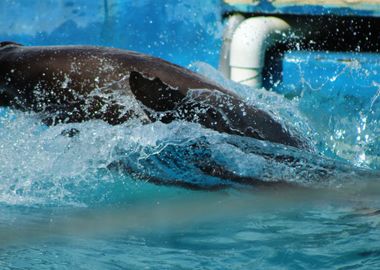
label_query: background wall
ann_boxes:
[0,0,224,66]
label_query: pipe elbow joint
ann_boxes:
[230,16,290,87]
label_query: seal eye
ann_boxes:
[0,41,22,47]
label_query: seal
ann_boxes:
[0,41,309,149]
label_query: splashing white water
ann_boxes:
[0,63,378,207]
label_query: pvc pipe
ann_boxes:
[230,16,290,88]
[219,14,245,78]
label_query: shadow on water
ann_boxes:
[1,176,380,248]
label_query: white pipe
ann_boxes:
[230,16,291,88]
[219,14,245,78]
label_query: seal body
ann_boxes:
[0,42,309,149]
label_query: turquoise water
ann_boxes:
[1,0,380,269]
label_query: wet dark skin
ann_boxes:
[0,42,308,150]
[0,41,314,189]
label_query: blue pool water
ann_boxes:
[1,0,380,269]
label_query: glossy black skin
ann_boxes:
[0,42,308,150]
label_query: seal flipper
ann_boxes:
[129,71,184,112]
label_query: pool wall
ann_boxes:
[221,0,380,97]
[223,0,380,17]
[0,0,223,67]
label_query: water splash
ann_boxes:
[294,65,380,169]
[0,64,379,207]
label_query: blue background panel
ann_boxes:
[0,0,223,67]
[278,51,380,98]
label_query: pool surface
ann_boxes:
[0,1,380,269]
